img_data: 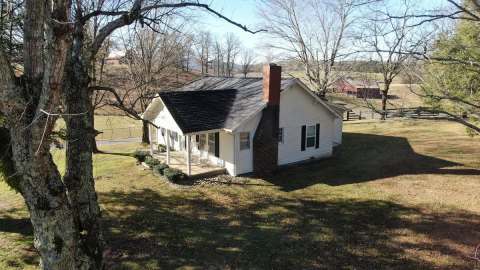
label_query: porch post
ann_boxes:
[166,129,171,165]
[186,135,191,176]
[148,124,153,154]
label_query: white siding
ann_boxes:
[152,100,183,135]
[152,99,185,151]
[333,118,343,145]
[234,113,262,175]
[278,84,336,165]
[219,132,235,175]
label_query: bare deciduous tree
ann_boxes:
[224,32,241,77]
[213,37,225,76]
[240,48,256,77]
[260,0,359,96]
[359,2,426,118]
[195,31,212,74]
[118,25,185,143]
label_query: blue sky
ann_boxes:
[193,0,447,55]
[111,0,448,59]
[195,0,264,49]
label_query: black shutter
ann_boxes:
[195,135,199,142]
[301,125,306,151]
[214,132,220,157]
[315,123,320,148]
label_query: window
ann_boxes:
[278,128,284,144]
[170,131,176,142]
[240,132,250,150]
[208,133,216,154]
[161,128,165,136]
[306,125,316,148]
[198,134,206,150]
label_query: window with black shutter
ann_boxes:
[306,125,316,148]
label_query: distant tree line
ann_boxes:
[189,31,257,77]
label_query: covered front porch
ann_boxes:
[148,125,226,178]
[152,151,226,179]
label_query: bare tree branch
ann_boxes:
[90,1,266,56]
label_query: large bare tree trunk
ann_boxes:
[10,123,89,269]
[0,0,97,268]
[381,83,391,120]
[63,23,104,269]
[381,90,388,120]
[142,119,150,144]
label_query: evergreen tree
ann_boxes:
[421,16,480,133]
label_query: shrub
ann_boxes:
[153,163,169,175]
[163,168,187,183]
[144,156,161,168]
[157,144,167,153]
[133,150,150,163]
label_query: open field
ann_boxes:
[329,83,424,111]
[93,115,143,141]
[289,70,425,111]
[1,119,480,269]
[56,115,144,141]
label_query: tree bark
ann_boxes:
[10,123,89,269]
[381,82,391,120]
[142,119,150,144]
[62,32,105,269]
[0,0,98,267]
[381,90,388,120]
[90,112,100,153]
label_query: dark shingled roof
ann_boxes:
[159,89,237,134]
[158,77,296,134]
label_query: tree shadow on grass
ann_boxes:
[0,208,33,236]
[100,188,480,270]
[0,208,38,268]
[266,133,480,191]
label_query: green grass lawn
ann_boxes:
[1,120,480,269]
[56,115,143,141]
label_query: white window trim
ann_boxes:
[239,132,250,151]
[198,134,206,150]
[306,125,316,148]
[208,133,216,155]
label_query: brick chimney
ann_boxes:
[262,63,282,105]
[253,64,282,175]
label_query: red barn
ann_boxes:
[335,78,382,99]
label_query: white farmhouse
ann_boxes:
[142,64,344,176]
